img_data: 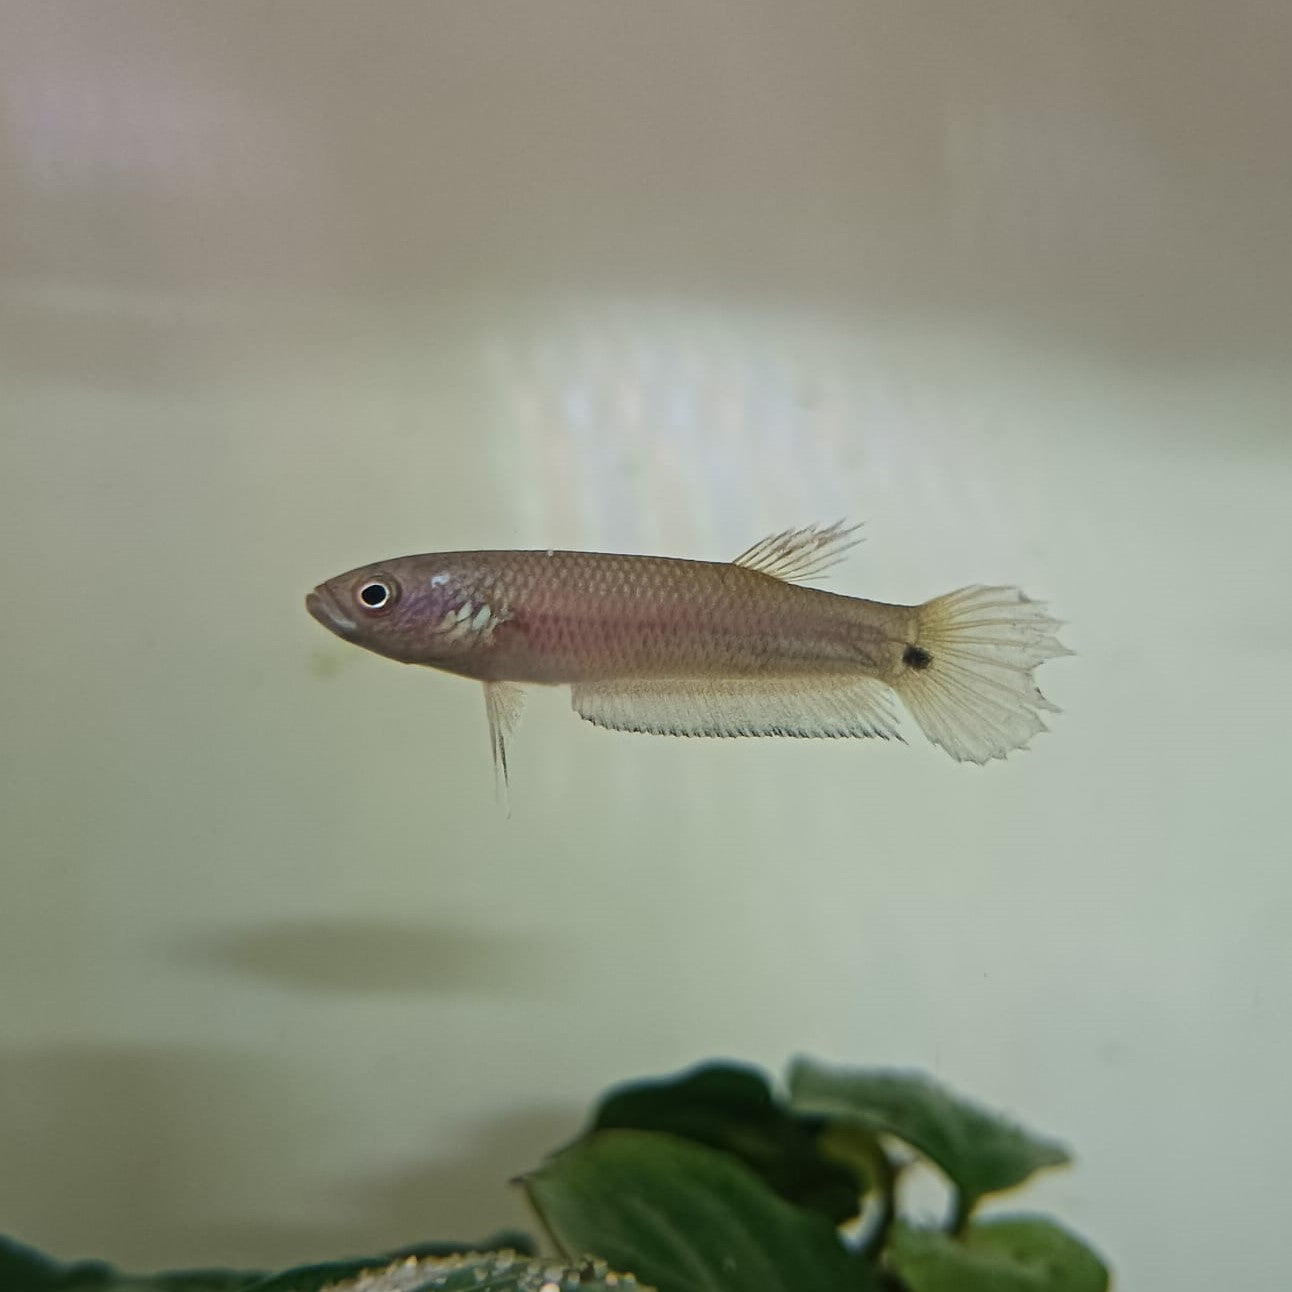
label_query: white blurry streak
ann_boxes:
[481,300,901,555]
[1,17,318,198]
[944,75,1168,261]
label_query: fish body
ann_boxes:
[306,523,1069,784]
[309,549,910,684]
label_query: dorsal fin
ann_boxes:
[731,521,862,583]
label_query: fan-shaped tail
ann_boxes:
[891,586,1070,764]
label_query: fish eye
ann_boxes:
[356,576,399,613]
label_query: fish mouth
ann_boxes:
[306,586,358,638]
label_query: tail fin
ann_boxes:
[891,586,1070,764]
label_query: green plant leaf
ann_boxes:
[890,1217,1109,1292]
[105,1277,266,1291]
[787,1061,1069,1216]
[523,1129,873,1292]
[255,1252,645,1292]
[589,1061,865,1224]
[0,1234,261,1292]
[0,1235,537,1292]
[244,1236,536,1292]
[0,1235,112,1292]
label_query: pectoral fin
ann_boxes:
[483,681,526,804]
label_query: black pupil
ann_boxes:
[360,582,389,608]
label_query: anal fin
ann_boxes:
[570,674,901,740]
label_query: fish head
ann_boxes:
[306,554,483,666]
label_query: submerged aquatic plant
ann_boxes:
[2,1059,1108,1292]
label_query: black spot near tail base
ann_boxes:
[903,643,933,671]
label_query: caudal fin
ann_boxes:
[891,586,1070,764]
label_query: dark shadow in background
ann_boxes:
[174,918,568,997]
[0,1043,577,1272]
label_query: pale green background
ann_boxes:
[1,4,1287,1289]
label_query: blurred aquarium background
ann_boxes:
[0,3,1288,1289]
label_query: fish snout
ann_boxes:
[306,585,359,639]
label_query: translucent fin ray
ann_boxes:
[570,674,901,740]
[892,585,1070,764]
[731,521,863,584]
[483,680,526,807]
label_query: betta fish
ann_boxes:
[305,522,1068,789]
